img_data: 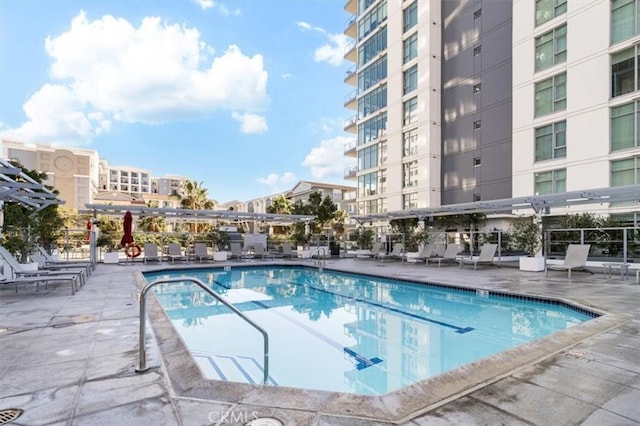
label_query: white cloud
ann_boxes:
[231,112,267,134]
[281,73,293,79]
[256,172,296,186]
[4,11,267,144]
[302,136,355,179]
[193,0,215,10]
[297,21,348,67]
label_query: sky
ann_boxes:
[0,0,356,203]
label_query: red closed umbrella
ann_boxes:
[86,220,92,242]
[120,211,134,247]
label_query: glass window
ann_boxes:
[611,47,638,97]
[473,193,482,201]
[611,157,640,186]
[474,157,481,166]
[474,9,482,19]
[473,120,482,129]
[534,168,566,194]
[403,193,418,210]
[610,101,640,151]
[357,1,388,41]
[378,169,387,193]
[358,26,387,67]
[473,45,482,56]
[403,161,418,188]
[358,55,387,92]
[358,145,379,171]
[358,112,387,145]
[357,172,378,197]
[403,129,418,156]
[380,141,387,164]
[535,120,566,161]
[536,0,567,26]
[403,64,418,95]
[474,83,482,93]
[535,24,567,72]
[403,1,418,33]
[611,0,637,44]
[535,72,566,117]
[403,33,418,64]
[403,97,418,125]
[358,84,387,119]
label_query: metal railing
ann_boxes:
[135,277,270,384]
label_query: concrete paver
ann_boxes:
[0,259,638,425]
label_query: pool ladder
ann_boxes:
[135,277,270,385]
[305,246,327,267]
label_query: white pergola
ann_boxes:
[83,203,315,224]
[0,158,64,211]
[352,184,640,224]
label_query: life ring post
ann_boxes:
[126,244,142,259]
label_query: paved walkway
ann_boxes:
[0,259,639,425]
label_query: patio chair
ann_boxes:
[356,242,383,260]
[167,243,188,263]
[0,246,86,286]
[37,246,95,272]
[0,274,80,295]
[376,243,405,261]
[230,242,252,261]
[545,244,593,278]
[403,243,435,263]
[426,244,461,267]
[254,243,276,260]
[143,243,162,263]
[459,243,499,270]
[282,243,298,259]
[30,252,90,284]
[192,243,213,263]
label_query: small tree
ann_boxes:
[510,216,542,257]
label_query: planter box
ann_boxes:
[103,252,120,264]
[213,251,228,261]
[519,256,545,272]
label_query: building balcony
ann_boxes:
[344,139,357,157]
[344,0,356,14]
[344,166,357,180]
[344,64,357,86]
[345,15,356,38]
[344,114,357,133]
[344,39,356,63]
[344,88,357,109]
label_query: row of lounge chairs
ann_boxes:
[0,246,94,295]
[140,242,295,263]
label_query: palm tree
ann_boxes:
[267,194,292,214]
[170,180,216,233]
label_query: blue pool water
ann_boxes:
[144,266,595,395]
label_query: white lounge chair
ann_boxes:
[403,243,435,263]
[356,242,384,259]
[30,252,90,284]
[0,274,80,295]
[37,246,94,273]
[545,244,592,278]
[426,244,461,267]
[192,243,213,263]
[167,243,188,263]
[282,243,297,259]
[143,243,162,263]
[459,243,499,270]
[230,242,252,260]
[376,243,404,261]
[254,243,275,260]
[0,246,86,286]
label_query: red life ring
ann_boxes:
[126,244,142,258]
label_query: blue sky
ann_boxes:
[0,0,356,203]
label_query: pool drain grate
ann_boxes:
[0,408,23,424]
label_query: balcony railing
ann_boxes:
[343,139,357,154]
[344,88,358,106]
[344,166,357,179]
[344,114,357,130]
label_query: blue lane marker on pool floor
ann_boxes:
[214,279,383,371]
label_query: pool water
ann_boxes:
[144,266,594,395]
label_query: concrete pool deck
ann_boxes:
[0,259,639,425]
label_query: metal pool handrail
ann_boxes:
[135,277,270,384]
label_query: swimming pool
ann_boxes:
[144,265,596,396]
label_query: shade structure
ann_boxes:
[120,211,134,247]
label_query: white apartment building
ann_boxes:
[346,0,639,222]
[344,0,513,216]
[513,0,640,220]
